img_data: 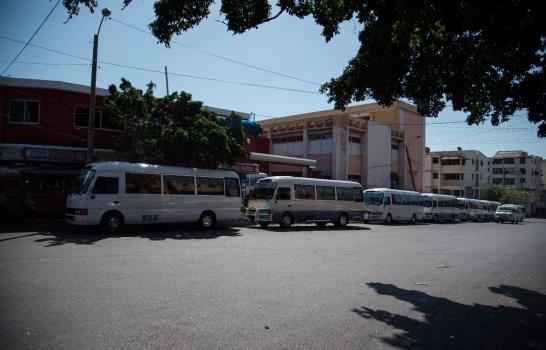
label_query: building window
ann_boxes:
[308,133,332,154]
[504,178,515,185]
[472,174,474,180]
[74,106,123,130]
[492,168,503,175]
[504,158,515,164]
[391,144,400,163]
[492,159,503,165]
[432,173,439,179]
[520,157,526,164]
[348,136,361,156]
[519,168,526,175]
[9,100,40,124]
[432,157,439,164]
[520,178,526,183]
[444,173,463,180]
[492,178,503,185]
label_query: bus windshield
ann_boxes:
[71,167,95,195]
[249,182,277,200]
[364,192,384,205]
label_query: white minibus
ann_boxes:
[66,162,242,232]
[481,200,501,221]
[422,193,460,223]
[245,176,364,228]
[363,188,424,224]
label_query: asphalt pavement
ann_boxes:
[1,219,545,349]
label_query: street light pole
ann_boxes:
[405,135,421,191]
[86,8,111,164]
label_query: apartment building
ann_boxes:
[258,101,425,191]
[491,150,544,215]
[425,149,491,198]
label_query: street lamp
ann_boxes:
[405,135,421,191]
[86,8,111,164]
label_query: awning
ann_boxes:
[248,152,317,167]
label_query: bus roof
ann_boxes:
[258,176,362,187]
[421,193,457,200]
[88,162,239,178]
[364,188,421,195]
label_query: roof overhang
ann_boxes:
[249,152,316,167]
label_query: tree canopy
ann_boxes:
[103,78,248,167]
[486,185,530,204]
[65,0,546,136]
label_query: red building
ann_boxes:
[0,77,275,218]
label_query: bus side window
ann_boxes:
[384,196,391,205]
[276,187,291,200]
[92,177,119,194]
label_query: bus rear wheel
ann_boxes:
[259,222,269,228]
[199,211,216,229]
[335,213,349,227]
[315,222,327,227]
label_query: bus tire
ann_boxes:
[315,222,327,227]
[384,214,393,225]
[335,213,349,227]
[259,222,269,228]
[434,214,439,224]
[101,211,124,234]
[410,214,417,224]
[199,211,216,229]
[279,213,293,228]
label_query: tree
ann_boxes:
[486,185,530,204]
[103,78,248,167]
[64,1,546,136]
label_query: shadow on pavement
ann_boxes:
[353,282,546,350]
[1,223,241,246]
[247,225,370,232]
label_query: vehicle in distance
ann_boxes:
[422,193,460,223]
[494,204,523,224]
[245,176,364,228]
[363,188,424,224]
[66,162,242,232]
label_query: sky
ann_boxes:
[1,0,545,158]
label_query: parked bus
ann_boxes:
[363,188,424,224]
[65,162,242,232]
[422,193,459,223]
[457,197,470,221]
[245,176,364,228]
[481,200,501,221]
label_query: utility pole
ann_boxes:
[164,66,170,95]
[86,8,111,164]
[406,145,417,191]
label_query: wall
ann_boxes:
[366,121,391,188]
[0,86,120,149]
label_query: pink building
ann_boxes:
[258,102,425,191]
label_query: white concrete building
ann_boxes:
[425,149,491,198]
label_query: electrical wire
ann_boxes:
[1,0,61,75]
[108,17,321,86]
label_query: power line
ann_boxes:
[0,60,89,67]
[108,17,321,86]
[1,0,61,75]
[0,34,321,95]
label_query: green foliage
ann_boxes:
[64,1,546,136]
[103,78,248,167]
[486,185,530,204]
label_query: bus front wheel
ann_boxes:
[384,214,393,225]
[279,213,293,228]
[101,211,123,234]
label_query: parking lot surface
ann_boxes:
[1,219,545,349]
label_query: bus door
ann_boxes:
[274,186,292,221]
[88,172,122,222]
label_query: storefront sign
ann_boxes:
[25,147,86,163]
